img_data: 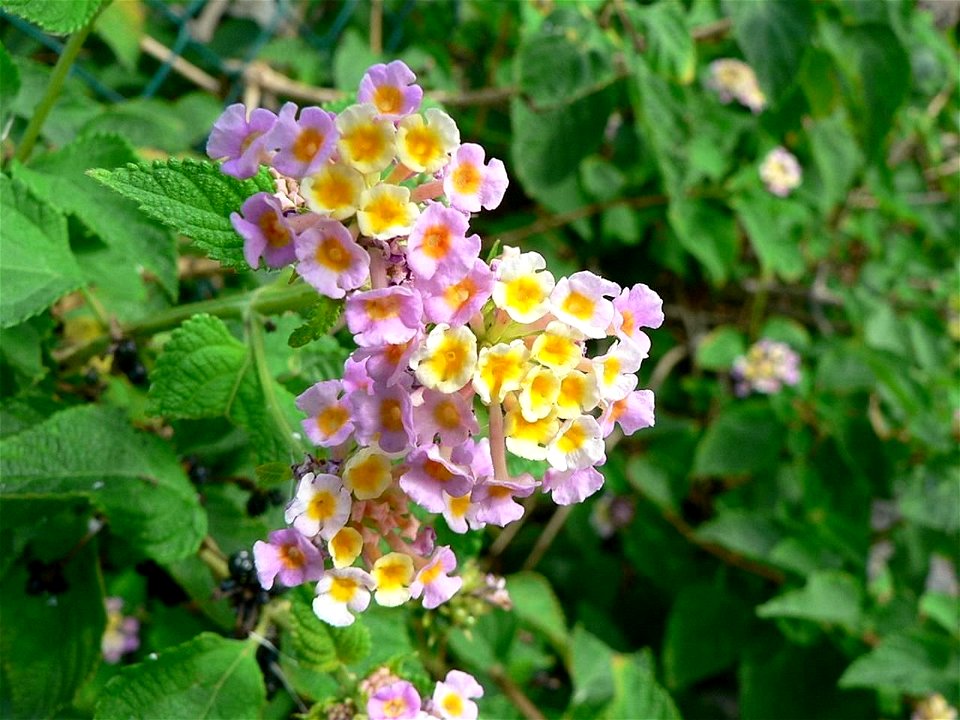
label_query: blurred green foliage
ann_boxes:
[0,0,957,718]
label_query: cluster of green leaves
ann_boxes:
[1,0,957,718]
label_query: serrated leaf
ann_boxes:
[0,404,206,563]
[695,326,746,371]
[96,633,266,720]
[288,297,343,348]
[724,0,814,104]
[507,572,568,655]
[757,571,864,631]
[0,0,106,34]
[635,2,696,84]
[667,197,738,285]
[12,133,177,300]
[89,159,275,268]
[693,401,785,477]
[147,314,301,464]
[839,631,959,697]
[0,175,84,328]
[1,540,105,719]
[288,593,371,671]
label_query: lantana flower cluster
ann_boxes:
[207,61,662,632]
[707,58,767,113]
[101,596,140,664]
[759,146,803,197]
[731,339,801,396]
[364,670,484,720]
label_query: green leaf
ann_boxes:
[12,133,177,299]
[667,198,738,285]
[89,159,275,268]
[147,314,301,464]
[695,326,746,371]
[0,0,106,33]
[603,650,682,720]
[631,57,687,193]
[0,314,52,387]
[82,95,223,153]
[288,591,371,671]
[663,582,752,689]
[839,631,959,697]
[0,175,84,328]
[695,510,782,561]
[693,401,785,477]
[731,192,806,281]
[897,469,960,534]
[826,23,911,157]
[757,571,864,631]
[93,0,144,69]
[0,541,105,719]
[287,297,343,348]
[808,112,862,213]
[635,2,696,84]
[96,633,266,720]
[570,625,615,710]
[0,405,206,564]
[724,0,814,103]
[0,42,21,126]
[920,593,960,639]
[507,571,568,655]
[254,462,292,489]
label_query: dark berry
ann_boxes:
[25,559,69,595]
[228,550,256,585]
[188,461,211,485]
[126,362,148,386]
[113,340,139,374]
[246,492,268,517]
[267,489,285,506]
[263,320,277,333]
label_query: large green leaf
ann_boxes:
[0,0,106,33]
[96,633,265,720]
[89,159,275,268]
[807,112,862,213]
[287,591,371,672]
[0,541,105,719]
[692,401,785,477]
[757,571,864,631]
[147,314,302,464]
[724,0,814,104]
[731,192,806,281]
[507,571,569,656]
[634,2,696,84]
[896,469,960,534]
[839,631,959,697]
[0,176,84,328]
[12,133,177,300]
[695,510,782,562]
[0,405,206,564]
[663,582,752,689]
[667,198,738,285]
[0,42,20,126]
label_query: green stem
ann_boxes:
[246,306,311,458]
[748,269,774,340]
[14,9,103,163]
[56,280,319,368]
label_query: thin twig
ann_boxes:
[139,35,220,93]
[488,665,546,720]
[521,505,573,572]
[370,0,383,55]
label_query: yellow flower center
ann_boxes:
[373,84,404,115]
[557,422,588,453]
[365,295,401,321]
[258,212,290,247]
[424,459,455,483]
[316,404,349,436]
[314,236,352,272]
[309,168,357,210]
[379,399,405,433]
[434,399,462,430]
[421,224,452,260]
[424,336,471,383]
[402,125,443,168]
[451,162,482,195]
[329,576,358,603]
[561,290,595,321]
[343,123,387,163]
[419,561,444,585]
[364,194,407,236]
[603,356,621,386]
[346,455,389,495]
[448,493,471,518]
[444,277,476,311]
[279,544,304,570]
[442,692,465,717]
[292,127,325,162]
[504,276,546,315]
[307,490,337,520]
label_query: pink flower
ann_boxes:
[415,389,479,447]
[295,219,370,298]
[358,60,423,120]
[612,283,663,353]
[354,332,422,387]
[400,445,474,513]
[345,286,423,347]
[352,379,416,454]
[253,528,325,589]
[406,203,479,283]
[433,670,484,720]
[550,271,620,339]
[598,389,655,437]
[102,597,140,664]
[296,380,354,447]
[470,475,538,526]
[542,466,605,506]
[206,103,277,179]
[443,143,509,213]
[230,192,296,269]
[368,681,422,719]
[265,102,338,178]
[410,546,463,609]
[421,258,493,327]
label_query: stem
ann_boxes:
[55,280,318,367]
[488,665,545,720]
[14,9,103,163]
[198,536,229,579]
[246,308,311,459]
[487,401,510,482]
[748,269,774,340]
